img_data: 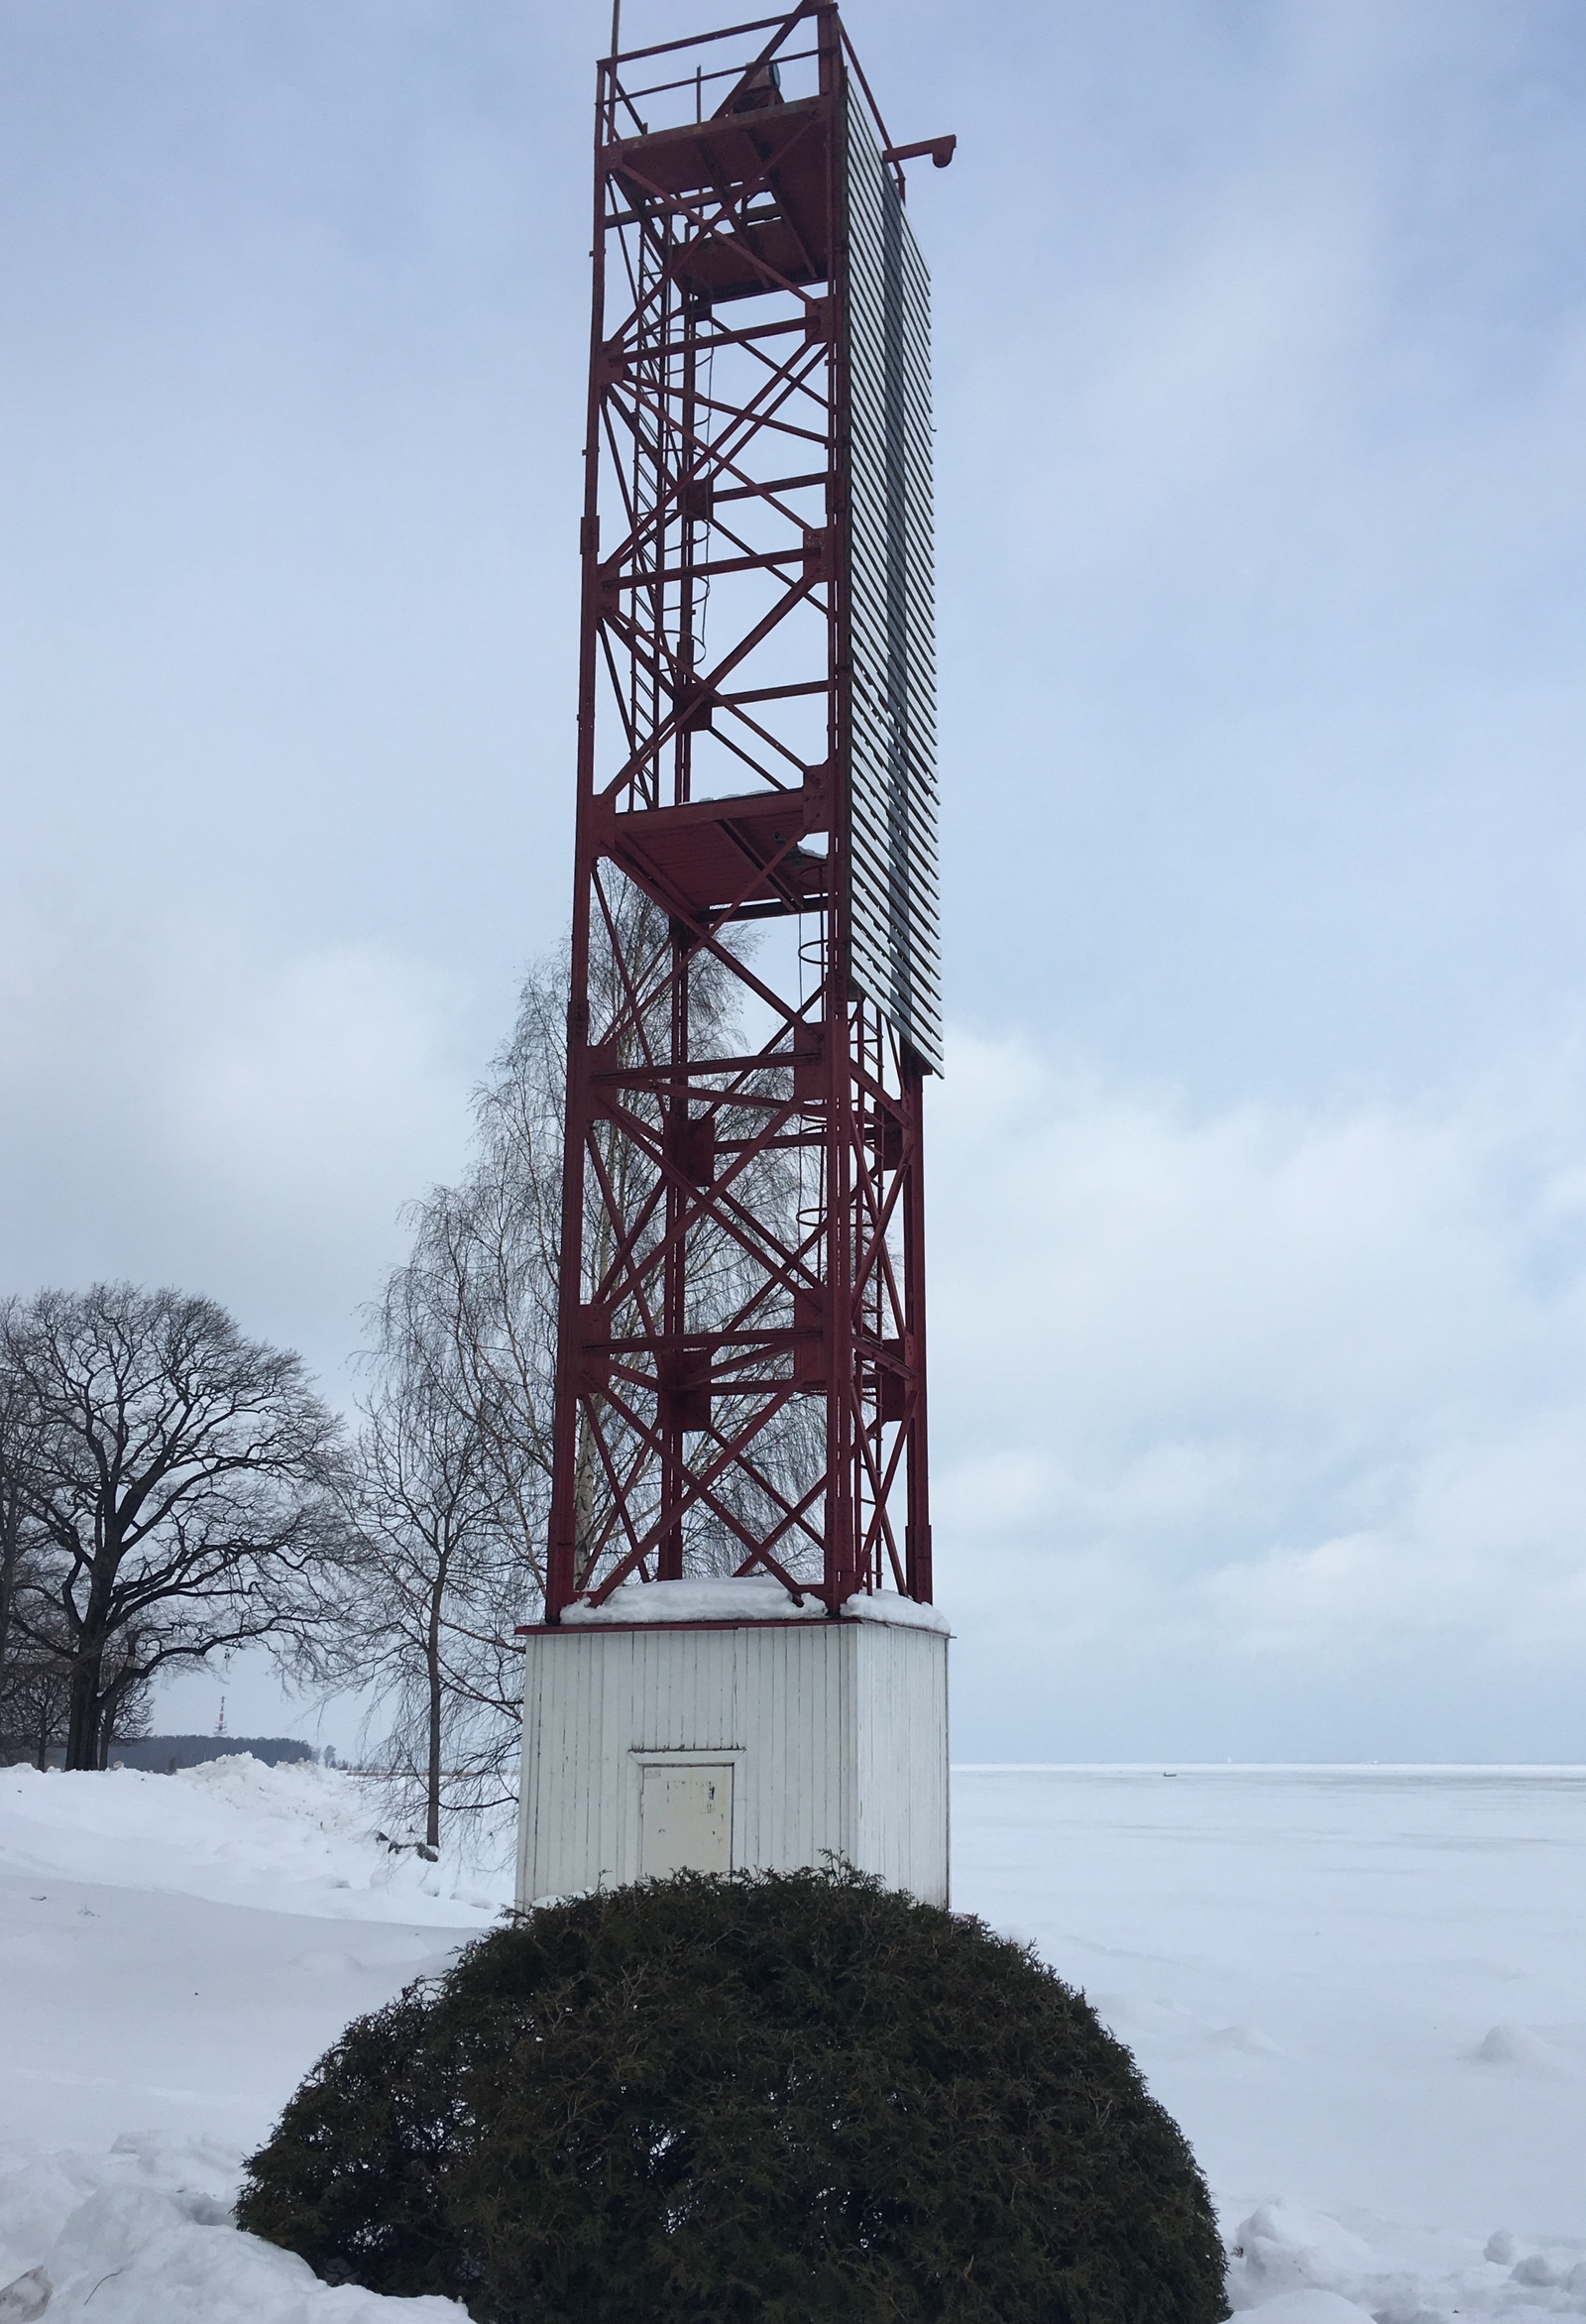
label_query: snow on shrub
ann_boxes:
[237,1864,1228,2322]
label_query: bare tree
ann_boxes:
[377,890,778,1625]
[0,1537,68,1768]
[341,1210,522,1845]
[340,892,825,1842]
[0,1645,69,1771]
[470,887,820,1595]
[1,1555,156,1769]
[0,1284,350,1771]
[0,1359,45,1714]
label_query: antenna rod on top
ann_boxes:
[610,0,621,58]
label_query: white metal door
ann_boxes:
[640,1762,734,1878]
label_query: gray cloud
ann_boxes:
[932,1031,1586,1756]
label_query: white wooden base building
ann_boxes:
[515,1578,949,1910]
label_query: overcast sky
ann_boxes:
[5,0,1586,1760]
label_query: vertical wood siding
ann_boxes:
[517,1620,948,1908]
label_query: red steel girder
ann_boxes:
[545,3,936,1622]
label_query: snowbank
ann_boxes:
[0,2134,467,2320]
[956,1765,1586,2324]
[0,1759,511,2312]
[0,1758,511,2161]
[561,1574,951,1632]
[0,1756,509,1923]
[3,1760,1583,2319]
[1220,2192,1586,2315]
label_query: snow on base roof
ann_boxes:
[559,1575,951,1634]
[837,1590,951,1634]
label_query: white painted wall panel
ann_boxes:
[516,1617,948,1909]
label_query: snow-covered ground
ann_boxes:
[956,1766,1586,2322]
[1,1759,1581,2320]
[0,1757,499,2319]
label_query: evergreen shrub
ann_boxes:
[237,1865,1228,2322]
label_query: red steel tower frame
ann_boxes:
[545,4,950,1620]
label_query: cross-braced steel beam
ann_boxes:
[546,3,942,1619]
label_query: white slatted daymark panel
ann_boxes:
[843,88,941,1074]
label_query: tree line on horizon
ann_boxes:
[0,898,818,1845]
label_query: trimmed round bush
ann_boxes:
[238,1866,1228,2322]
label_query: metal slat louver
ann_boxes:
[843,89,943,1075]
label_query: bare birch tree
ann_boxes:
[345,887,821,1837]
[341,1196,527,1842]
[338,956,565,1840]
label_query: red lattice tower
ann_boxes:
[546,4,951,1620]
